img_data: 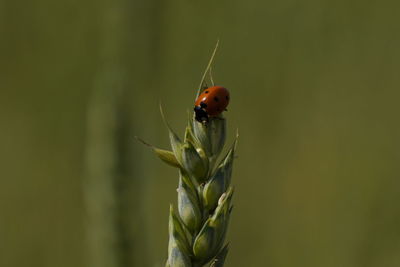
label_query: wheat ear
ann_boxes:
[138,46,236,267]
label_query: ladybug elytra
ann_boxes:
[194,86,230,123]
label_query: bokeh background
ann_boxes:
[1,0,400,266]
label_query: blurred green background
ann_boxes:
[1,0,400,266]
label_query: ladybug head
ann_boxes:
[194,106,209,123]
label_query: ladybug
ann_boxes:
[194,86,230,123]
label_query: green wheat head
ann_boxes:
[138,43,237,267]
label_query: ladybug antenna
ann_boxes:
[196,40,219,100]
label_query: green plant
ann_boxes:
[138,43,237,267]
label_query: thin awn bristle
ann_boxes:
[196,40,220,100]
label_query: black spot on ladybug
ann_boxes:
[200,102,207,108]
[226,96,230,100]
[205,90,209,93]
[214,97,219,102]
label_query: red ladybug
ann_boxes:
[194,86,230,123]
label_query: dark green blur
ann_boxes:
[1,0,400,266]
